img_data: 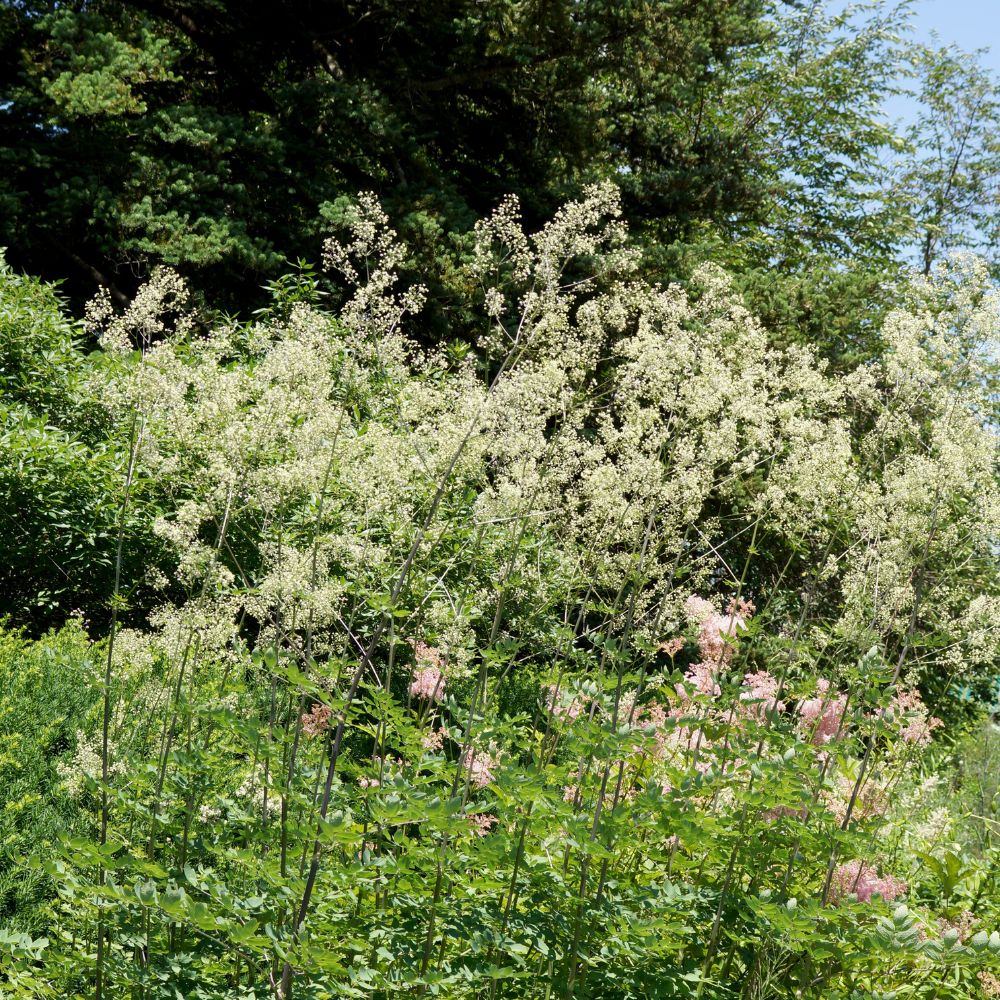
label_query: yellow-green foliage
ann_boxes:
[0,622,99,930]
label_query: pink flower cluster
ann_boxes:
[980,971,1000,998]
[658,637,685,657]
[301,702,332,737]
[684,594,751,666]
[410,666,444,701]
[823,771,889,826]
[797,679,848,745]
[828,860,906,904]
[421,727,448,751]
[543,683,585,722]
[409,641,446,701]
[937,910,976,943]
[675,594,754,703]
[461,745,502,788]
[739,670,785,720]
[358,776,380,790]
[794,680,943,757]
[762,804,809,823]
[412,639,445,669]
[887,688,943,746]
[676,661,721,700]
[468,813,497,837]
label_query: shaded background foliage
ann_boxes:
[0,264,170,627]
[0,0,763,315]
[6,1,999,342]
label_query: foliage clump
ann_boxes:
[1,188,999,998]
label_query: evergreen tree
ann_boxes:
[0,0,764,310]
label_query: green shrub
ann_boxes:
[0,259,171,629]
[0,622,100,929]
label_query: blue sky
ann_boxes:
[868,0,1000,126]
[906,0,999,67]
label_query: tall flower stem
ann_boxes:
[96,405,144,1000]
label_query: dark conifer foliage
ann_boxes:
[0,0,763,309]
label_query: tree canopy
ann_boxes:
[6,1,999,334]
[1,0,764,307]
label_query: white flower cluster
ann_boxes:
[836,257,1000,663]
[57,730,124,798]
[322,191,427,344]
[86,188,1000,687]
[85,266,192,354]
